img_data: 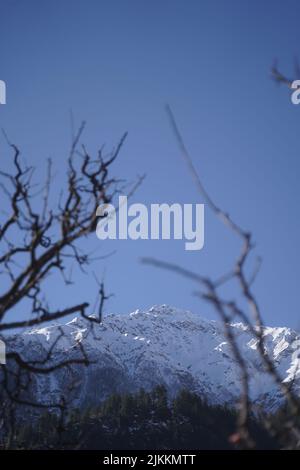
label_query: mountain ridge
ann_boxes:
[6,304,300,411]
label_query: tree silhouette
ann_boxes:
[0,123,142,447]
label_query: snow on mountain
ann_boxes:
[6,305,300,411]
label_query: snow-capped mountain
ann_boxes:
[6,305,300,411]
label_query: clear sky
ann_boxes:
[1,0,300,329]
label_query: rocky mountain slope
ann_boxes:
[6,305,300,411]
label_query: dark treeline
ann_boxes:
[4,386,279,450]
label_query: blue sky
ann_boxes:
[1,0,300,328]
